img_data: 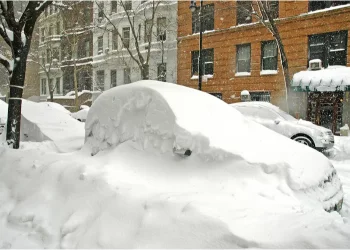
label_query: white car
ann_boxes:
[231,101,334,152]
[85,80,343,213]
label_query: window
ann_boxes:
[46,49,51,64]
[110,70,117,87]
[122,27,130,48]
[267,1,279,19]
[157,17,166,41]
[124,68,131,84]
[98,2,104,19]
[308,30,347,68]
[56,21,60,35]
[41,79,47,95]
[192,4,214,34]
[96,70,105,91]
[261,41,277,71]
[111,1,118,13]
[41,52,45,65]
[97,36,103,54]
[55,77,61,94]
[41,28,45,42]
[144,19,153,43]
[237,0,252,25]
[250,91,271,102]
[52,48,59,62]
[157,63,166,82]
[309,0,350,11]
[84,8,90,24]
[191,48,214,76]
[85,40,90,57]
[236,44,251,73]
[124,1,132,11]
[112,30,118,50]
[49,24,53,36]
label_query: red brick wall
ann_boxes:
[177,1,350,108]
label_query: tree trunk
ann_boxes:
[50,90,54,102]
[141,65,149,80]
[73,63,79,112]
[6,54,27,149]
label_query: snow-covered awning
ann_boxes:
[291,66,350,92]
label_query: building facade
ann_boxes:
[37,1,93,108]
[177,0,350,133]
[92,0,177,93]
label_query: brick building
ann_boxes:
[177,0,350,133]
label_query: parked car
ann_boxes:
[71,106,89,122]
[85,80,343,213]
[230,101,334,152]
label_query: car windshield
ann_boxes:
[275,108,297,121]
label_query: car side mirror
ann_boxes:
[274,119,281,125]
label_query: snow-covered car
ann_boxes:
[71,106,89,122]
[231,101,334,152]
[85,80,343,213]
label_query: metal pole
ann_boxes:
[198,0,203,91]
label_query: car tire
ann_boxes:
[293,135,314,148]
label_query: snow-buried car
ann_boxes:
[85,80,343,212]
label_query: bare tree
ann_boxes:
[238,0,290,112]
[96,0,163,80]
[61,1,93,111]
[0,1,52,149]
[28,24,61,101]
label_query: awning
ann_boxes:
[291,66,350,92]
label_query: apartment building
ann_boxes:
[37,1,93,105]
[177,0,350,133]
[92,0,177,92]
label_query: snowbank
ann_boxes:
[333,135,350,160]
[292,66,350,92]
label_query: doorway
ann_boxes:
[307,92,343,134]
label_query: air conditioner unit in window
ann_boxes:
[309,59,322,70]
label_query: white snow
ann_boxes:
[292,66,350,91]
[235,72,251,77]
[0,100,84,152]
[260,70,278,75]
[0,82,349,248]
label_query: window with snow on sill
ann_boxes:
[260,70,278,75]
[235,72,251,77]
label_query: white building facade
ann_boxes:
[38,4,64,101]
[92,0,177,92]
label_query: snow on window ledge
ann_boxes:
[191,74,214,80]
[260,70,278,76]
[235,72,251,77]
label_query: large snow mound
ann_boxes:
[85,81,334,191]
